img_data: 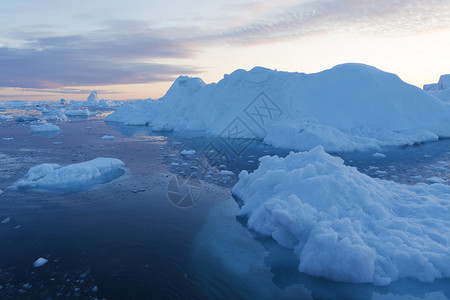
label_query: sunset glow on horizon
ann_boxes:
[1,0,449,101]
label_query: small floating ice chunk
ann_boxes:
[101,135,115,140]
[426,177,446,184]
[33,257,48,267]
[372,153,386,158]
[2,138,13,141]
[53,142,63,145]
[219,170,234,176]
[1,217,10,224]
[0,154,5,159]
[30,123,60,133]
[0,189,3,195]
[181,150,196,156]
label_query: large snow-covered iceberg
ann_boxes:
[107,64,450,152]
[231,146,450,285]
[10,158,125,192]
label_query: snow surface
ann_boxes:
[107,64,450,152]
[232,146,450,285]
[30,123,60,132]
[10,158,125,192]
[33,258,48,268]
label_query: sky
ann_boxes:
[1,0,449,101]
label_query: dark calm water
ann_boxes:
[0,119,449,299]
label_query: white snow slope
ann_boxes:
[106,64,450,152]
[232,146,450,286]
[10,158,125,192]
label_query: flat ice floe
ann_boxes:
[107,64,450,152]
[10,158,125,192]
[30,123,60,132]
[232,146,450,285]
[65,109,90,117]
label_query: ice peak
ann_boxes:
[87,91,99,103]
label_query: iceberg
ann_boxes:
[65,109,90,117]
[232,146,450,286]
[424,74,450,102]
[107,64,450,152]
[10,158,125,192]
[30,123,60,133]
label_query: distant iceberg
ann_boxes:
[10,158,125,192]
[232,146,450,285]
[107,64,450,152]
[424,74,450,103]
[69,91,119,108]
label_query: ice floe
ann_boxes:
[10,158,125,192]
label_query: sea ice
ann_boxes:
[10,158,125,192]
[232,146,450,285]
[1,217,10,224]
[65,109,90,117]
[14,115,39,122]
[101,135,115,140]
[30,123,60,133]
[33,258,48,267]
[426,177,446,184]
[180,150,196,156]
